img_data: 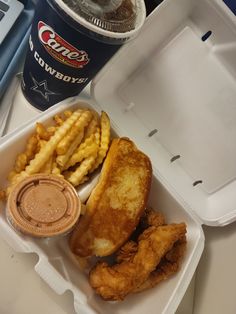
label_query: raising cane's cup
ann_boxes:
[21,0,146,110]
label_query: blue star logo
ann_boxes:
[30,74,60,101]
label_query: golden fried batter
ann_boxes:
[89,223,186,300]
[116,208,165,263]
[133,235,187,292]
[116,208,186,293]
[116,241,138,263]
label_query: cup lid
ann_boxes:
[58,0,146,38]
[66,0,137,32]
[7,174,81,237]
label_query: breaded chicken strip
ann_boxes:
[133,235,187,292]
[142,207,166,228]
[116,209,187,293]
[89,223,187,300]
[116,208,165,263]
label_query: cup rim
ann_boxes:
[53,0,146,40]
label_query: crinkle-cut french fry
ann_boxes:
[63,110,72,118]
[13,134,38,173]
[25,134,38,159]
[56,130,84,167]
[14,153,27,173]
[94,127,101,145]
[39,139,47,148]
[67,155,97,187]
[56,110,92,155]
[6,171,29,196]
[40,155,53,174]
[0,189,6,201]
[80,176,89,185]
[7,170,18,183]
[52,161,63,178]
[36,138,46,155]
[84,112,99,140]
[64,141,98,170]
[89,111,110,173]
[46,126,57,136]
[24,110,81,175]
[36,123,51,140]
[64,133,97,170]
[63,170,74,180]
[53,114,64,126]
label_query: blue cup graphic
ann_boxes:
[21,0,146,110]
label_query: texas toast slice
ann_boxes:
[69,137,152,257]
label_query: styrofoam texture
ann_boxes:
[91,0,236,226]
[0,0,234,310]
[0,97,204,314]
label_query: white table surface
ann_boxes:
[1,84,236,314]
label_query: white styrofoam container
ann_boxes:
[0,0,235,312]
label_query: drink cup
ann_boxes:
[21,0,146,110]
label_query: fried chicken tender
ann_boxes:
[133,235,187,293]
[116,208,186,293]
[142,207,165,228]
[89,223,187,301]
[128,208,165,242]
[116,241,138,263]
[117,208,165,262]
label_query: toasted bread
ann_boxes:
[69,137,152,257]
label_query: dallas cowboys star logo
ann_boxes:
[30,74,60,101]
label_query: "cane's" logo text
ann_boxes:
[38,21,90,68]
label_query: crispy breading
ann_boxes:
[116,241,138,263]
[142,207,166,228]
[89,223,187,300]
[116,208,186,293]
[69,137,152,257]
[116,208,165,262]
[133,235,187,293]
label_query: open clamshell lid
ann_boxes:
[91,0,236,226]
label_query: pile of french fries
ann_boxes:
[3,107,110,197]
